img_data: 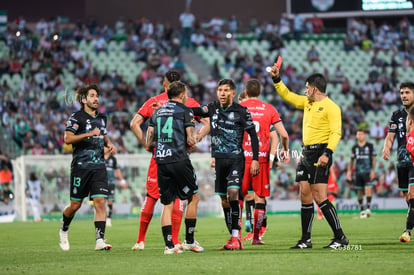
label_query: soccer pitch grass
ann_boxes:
[1,213,414,274]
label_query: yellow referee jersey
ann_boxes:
[274,81,342,152]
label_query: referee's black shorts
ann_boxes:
[296,144,331,184]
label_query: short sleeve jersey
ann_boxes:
[350,142,376,174]
[406,129,414,163]
[149,101,195,164]
[105,155,118,184]
[197,101,255,159]
[240,98,281,163]
[65,110,107,170]
[388,108,412,167]
[137,92,200,121]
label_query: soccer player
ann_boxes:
[270,65,349,249]
[104,146,127,227]
[383,82,414,241]
[347,129,376,219]
[130,70,209,251]
[191,79,260,250]
[401,105,414,242]
[59,84,115,251]
[239,79,290,245]
[146,81,203,254]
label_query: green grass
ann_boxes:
[1,213,414,274]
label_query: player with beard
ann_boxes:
[130,70,209,251]
[59,84,115,251]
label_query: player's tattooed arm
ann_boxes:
[146,126,155,152]
[187,126,196,147]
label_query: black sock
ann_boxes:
[366,196,372,210]
[95,221,106,240]
[185,218,196,244]
[223,207,231,233]
[301,203,314,241]
[230,200,241,230]
[262,201,268,228]
[61,214,73,232]
[162,225,174,248]
[358,199,364,211]
[108,204,113,218]
[319,199,344,239]
[406,199,414,232]
[246,199,255,226]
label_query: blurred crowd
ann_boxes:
[0,13,413,202]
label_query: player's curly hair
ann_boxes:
[76,84,100,109]
[165,70,181,83]
[400,82,414,91]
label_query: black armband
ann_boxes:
[323,148,333,158]
[272,76,281,84]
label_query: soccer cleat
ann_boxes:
[106,218,112,227]
[182,240,205,252]
[164,246,183,255]
[365,209,371,218]
[95,239,112,250]
[222,237,241,250]
[241,232,253,241]
[238,239,244,250]
[400,231,411,243]
[259,226,267,240]
[290,239,312,249]
[245,220,252,233]
[175,242,182,250]
[131,241,145,251]
[59,229,70,251]
[360,211,367,219]
[252,238,265,245]
[323,236,349,249]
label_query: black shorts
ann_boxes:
[70,168,108,201]
[157,159,197,205]
[215,157,244,195]
[107,183,115,201]
[355,173,374,189]
[397,165,414,191]
[296,145,331,184]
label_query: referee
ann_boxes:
[270,64,348,249]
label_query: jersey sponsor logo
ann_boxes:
[390,124,397,130]
[297,170,304,176]
[202,106,208,113]
[399,117,404,122]
[408,136,414,145]
[73,123,79,130]
[156,149,172,158]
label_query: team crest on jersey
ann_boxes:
[228,112,234,120]
[317,107,324,112]
[409,137,414,145]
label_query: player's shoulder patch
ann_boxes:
[201,105,209,114]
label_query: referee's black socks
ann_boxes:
[301,203,314,241]
[319,199,344,239]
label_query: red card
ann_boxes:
[276,56,283,69]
